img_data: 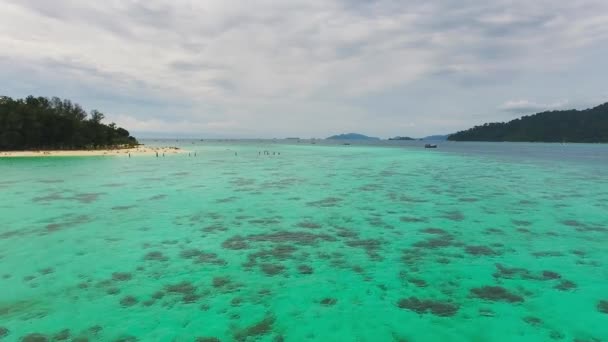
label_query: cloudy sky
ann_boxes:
[1,0,607,138]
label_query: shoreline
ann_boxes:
[0,146,185,158]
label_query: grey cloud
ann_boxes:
[1,0,607,137]
[169,61,226,72]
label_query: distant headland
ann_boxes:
[326,133,380,140]
[448,102,608,142]
[388,136,415,141]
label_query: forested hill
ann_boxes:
[0,96,138,150]
[448,102,608,142]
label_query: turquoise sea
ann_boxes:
[1,140,607,341]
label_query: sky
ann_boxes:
[1,0,608,138]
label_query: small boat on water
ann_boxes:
[424,144,438,148]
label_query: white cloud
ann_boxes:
[499,99,569,114]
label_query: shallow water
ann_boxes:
[1,141,607,341]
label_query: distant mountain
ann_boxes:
[448,102,608,142]
[421,135,449,141]
[326,133,380,140]
[388,136,415,140]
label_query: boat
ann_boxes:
[424,144,438,148]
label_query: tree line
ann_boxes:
[0,95,138,150]
[448,102,608,142]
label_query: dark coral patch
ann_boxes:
[484,228,504,235]
[523,316,543,326]
[0,327,9,338]
[180,249,226,265]
[542,271,561,280]
[248,217,282,225]
[397,297,459,317]
[320,298,337,306]
[111,205,137,211]
[52,329,70,340]
[597,300,608,314]
[442,211,465,221]
[119,296,138,307]
[212,276,231,288]
[345,239,383,259]
[202,224,227,233]
[224,231,335,250]
[39,267,54,275]
[233,315,275,341]
[306,197,343,207]
[554,280,577,291]
[151,291,164,299]
[72,193,105,204]
[470,286,524,303]
[335,228,358,238]
[413,235,455,249]
[112,272,132,281]
[244,245,297,268]
[106,288,120,295]
[254,231,336,245]
[298,265,313,274]
[513,220,532,226]
[400,217,428,223]
[548,331,564,340]
[222,236,250,250]
[165,281,196,295]
[182,293,200,304]
[260,263,285,276]
[296,221,322,229]
[407,278,428,288]
[421,228,448,235]
[44,214,91,233]
[144,251,168,261]
[21,333,49,342]
[493,264,561,282]
[465,245,499,256]
[196,338,220,342]
[532,251,565,257]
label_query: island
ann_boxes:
[388,136,415,141]
[326,133,380,140]
[0,95,182,157]
[448,102,608,142]
[421,135,449,141]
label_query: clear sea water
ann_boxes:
[1,140,607,341]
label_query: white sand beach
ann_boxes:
[0,146,185,157]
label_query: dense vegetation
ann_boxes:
[326,133,380,140]
[448,102,608,142]
[0,96,138,150]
